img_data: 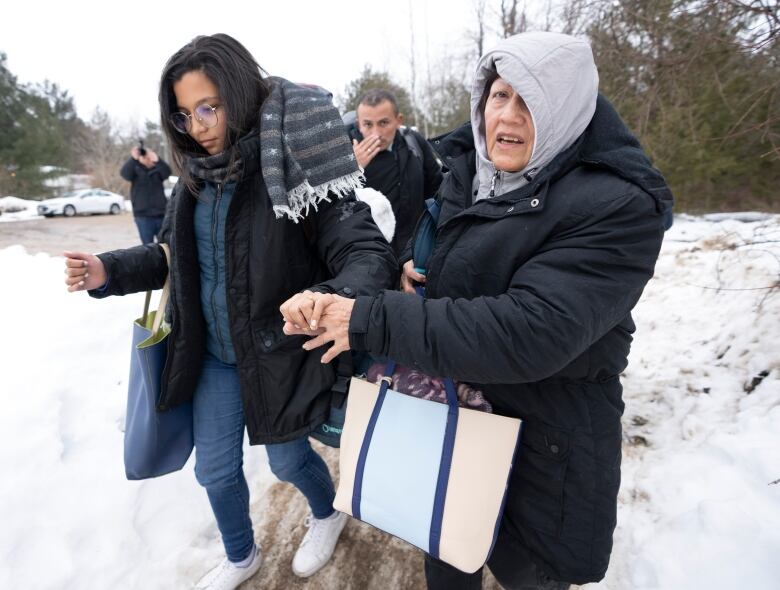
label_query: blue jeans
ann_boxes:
[193,353,336,562]
[134,215,164,244]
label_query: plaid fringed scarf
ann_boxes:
[187,150,243,185]
[261,77,363,221]
[187,77,362,222]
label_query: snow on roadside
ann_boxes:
[0,213,778,590]
[0,197,42,222]
[0,245,272,590]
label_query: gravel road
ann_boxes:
[0,213,143,256]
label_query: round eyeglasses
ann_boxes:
[170,104,220,134]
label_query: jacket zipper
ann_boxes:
[211,182,227,360]
[489,169,500,198]
[427,164,529,296]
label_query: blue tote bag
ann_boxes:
[124,244,193,480]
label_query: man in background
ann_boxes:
[349,89,442,256]
[120,144,171,244]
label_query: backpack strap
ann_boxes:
[401,127,424,162]
[331,351,353,409]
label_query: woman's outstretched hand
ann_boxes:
[281,292,355,364]
[62,251,107,292]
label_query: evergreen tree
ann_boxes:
[0,53,79,198]
[585,0,779,210]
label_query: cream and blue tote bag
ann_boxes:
[334,360,522,573]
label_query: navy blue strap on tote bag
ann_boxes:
[124,244,193,480]
[351,359,460,558]
[334,357,523,573]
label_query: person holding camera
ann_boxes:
[120,142,172,244]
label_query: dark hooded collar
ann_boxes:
[433,95,673,221]
[578,95,673,217]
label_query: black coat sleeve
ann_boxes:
[349,191,665,383]
[88,243,168,299]
[120,158,136,182]
[399,179,448,266]
[395,132,444,266]
[153,158,172,179]
[307,193,399,297]
[158,181,180,244]
[417,130,443,198]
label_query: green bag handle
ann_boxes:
[141,243,171,334]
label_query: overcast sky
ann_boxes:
[2,0,485,129]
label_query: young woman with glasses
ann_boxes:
[62,34,397,590]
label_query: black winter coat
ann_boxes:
[120,157,172,217]
[95,139,399,445]
[354,125,443,256]
[349,96,672,583]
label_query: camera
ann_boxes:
[138,139,147,157]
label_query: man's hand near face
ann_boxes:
[352,135,382,169]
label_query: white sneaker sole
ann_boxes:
[194,549,263,590]
[291,516,348,578]
[238,552,263,584]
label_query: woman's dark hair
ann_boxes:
[478,67,501,117]
[475,67,501,142]
[159,33,270,192]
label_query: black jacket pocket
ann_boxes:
[253,318,306,353]
[513,422,571,538]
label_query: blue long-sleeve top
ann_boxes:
[193,181,237,364]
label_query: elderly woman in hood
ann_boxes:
[286,32,673,589]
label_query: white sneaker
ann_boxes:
[292,511,348,577]
[194,545,262,590]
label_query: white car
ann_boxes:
[37,189,125,217]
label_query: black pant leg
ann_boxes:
[424,554,483,590]
[487,531,570,590]
[423,528,570,590]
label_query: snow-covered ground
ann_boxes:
[603,214,780,590]
[0,214,778,589]
[0,196,42,222]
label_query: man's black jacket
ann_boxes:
[356,126,443,256]
[120,157,172,217]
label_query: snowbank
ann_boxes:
[0,213,778,589]
[602,215,780,590]
[0,196,42,222]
